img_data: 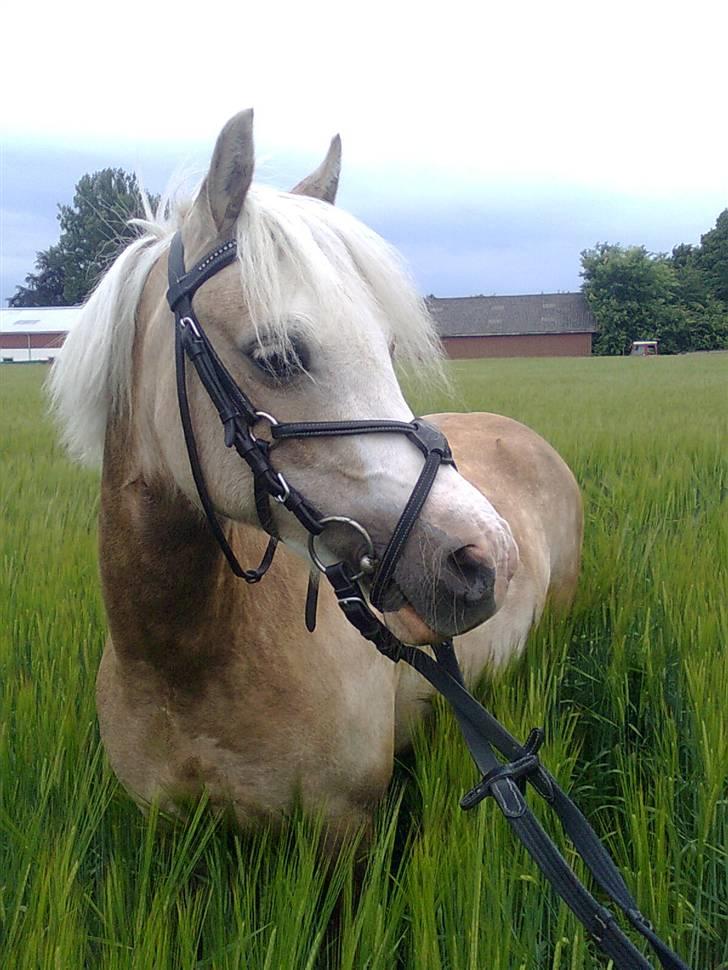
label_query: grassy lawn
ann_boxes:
[1,355,726,969]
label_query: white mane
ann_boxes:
[49,183,442,466]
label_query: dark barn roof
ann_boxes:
[427,292,598,337]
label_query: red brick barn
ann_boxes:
[427,293,598,358]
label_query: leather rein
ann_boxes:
[165,231,691,970]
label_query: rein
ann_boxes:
[166,232,691,970]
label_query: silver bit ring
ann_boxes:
[308,516,376,581]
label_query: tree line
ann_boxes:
[9,167,728,357]
[581,211,728,354]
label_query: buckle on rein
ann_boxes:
[460,727,545,811]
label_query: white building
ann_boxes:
[0,307,81,363]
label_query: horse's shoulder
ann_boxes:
[425,410,581,563]
[425,411,573,483]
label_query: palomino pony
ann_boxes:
[50,109,582,843]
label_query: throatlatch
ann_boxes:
[166,231,692,970]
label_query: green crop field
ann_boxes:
[1,356,726,969]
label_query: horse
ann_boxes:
[49,109,582,846]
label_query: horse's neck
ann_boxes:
[98,425,256,679]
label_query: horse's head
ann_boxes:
[55,109,518,644]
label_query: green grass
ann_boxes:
[1,355,726,969]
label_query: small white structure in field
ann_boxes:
[630,339,659,356]
[0,307,81,363]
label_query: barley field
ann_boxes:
[1,355,726,969]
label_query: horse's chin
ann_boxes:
[377,591,503,645]
[381,603,441,646]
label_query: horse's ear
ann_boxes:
[203,108,255,236]
[291,135,341,204]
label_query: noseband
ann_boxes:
[165,231,691,970]
[166,230,454,653]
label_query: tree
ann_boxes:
[670,243,709,306]
[581,241,728,355]
[580,244,679,354]
[9,245,68,307]
[693,209,728,304]
[662,300,728,353]
[9,169,157,307]
[668,240,728,353]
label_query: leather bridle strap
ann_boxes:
[398,640,690,970]
[167,235,239,317]
[168,233,329,582]
[174,320,277,581]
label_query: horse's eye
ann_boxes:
[248,337,309,383]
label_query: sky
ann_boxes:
[1,0,726,306]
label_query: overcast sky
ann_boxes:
[1,1,726,306]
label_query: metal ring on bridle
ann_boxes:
[308,515,376,580]
[272,472,290,504]
[179,315,201,338]
[250,410,279,444]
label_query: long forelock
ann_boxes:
[234,188,442,373]
[48,181,443,467]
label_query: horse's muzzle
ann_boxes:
[372,531,515,644]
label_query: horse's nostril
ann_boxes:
[447,544,496,602]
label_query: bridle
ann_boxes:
[165,230,691,970]
[167,229,455,654]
